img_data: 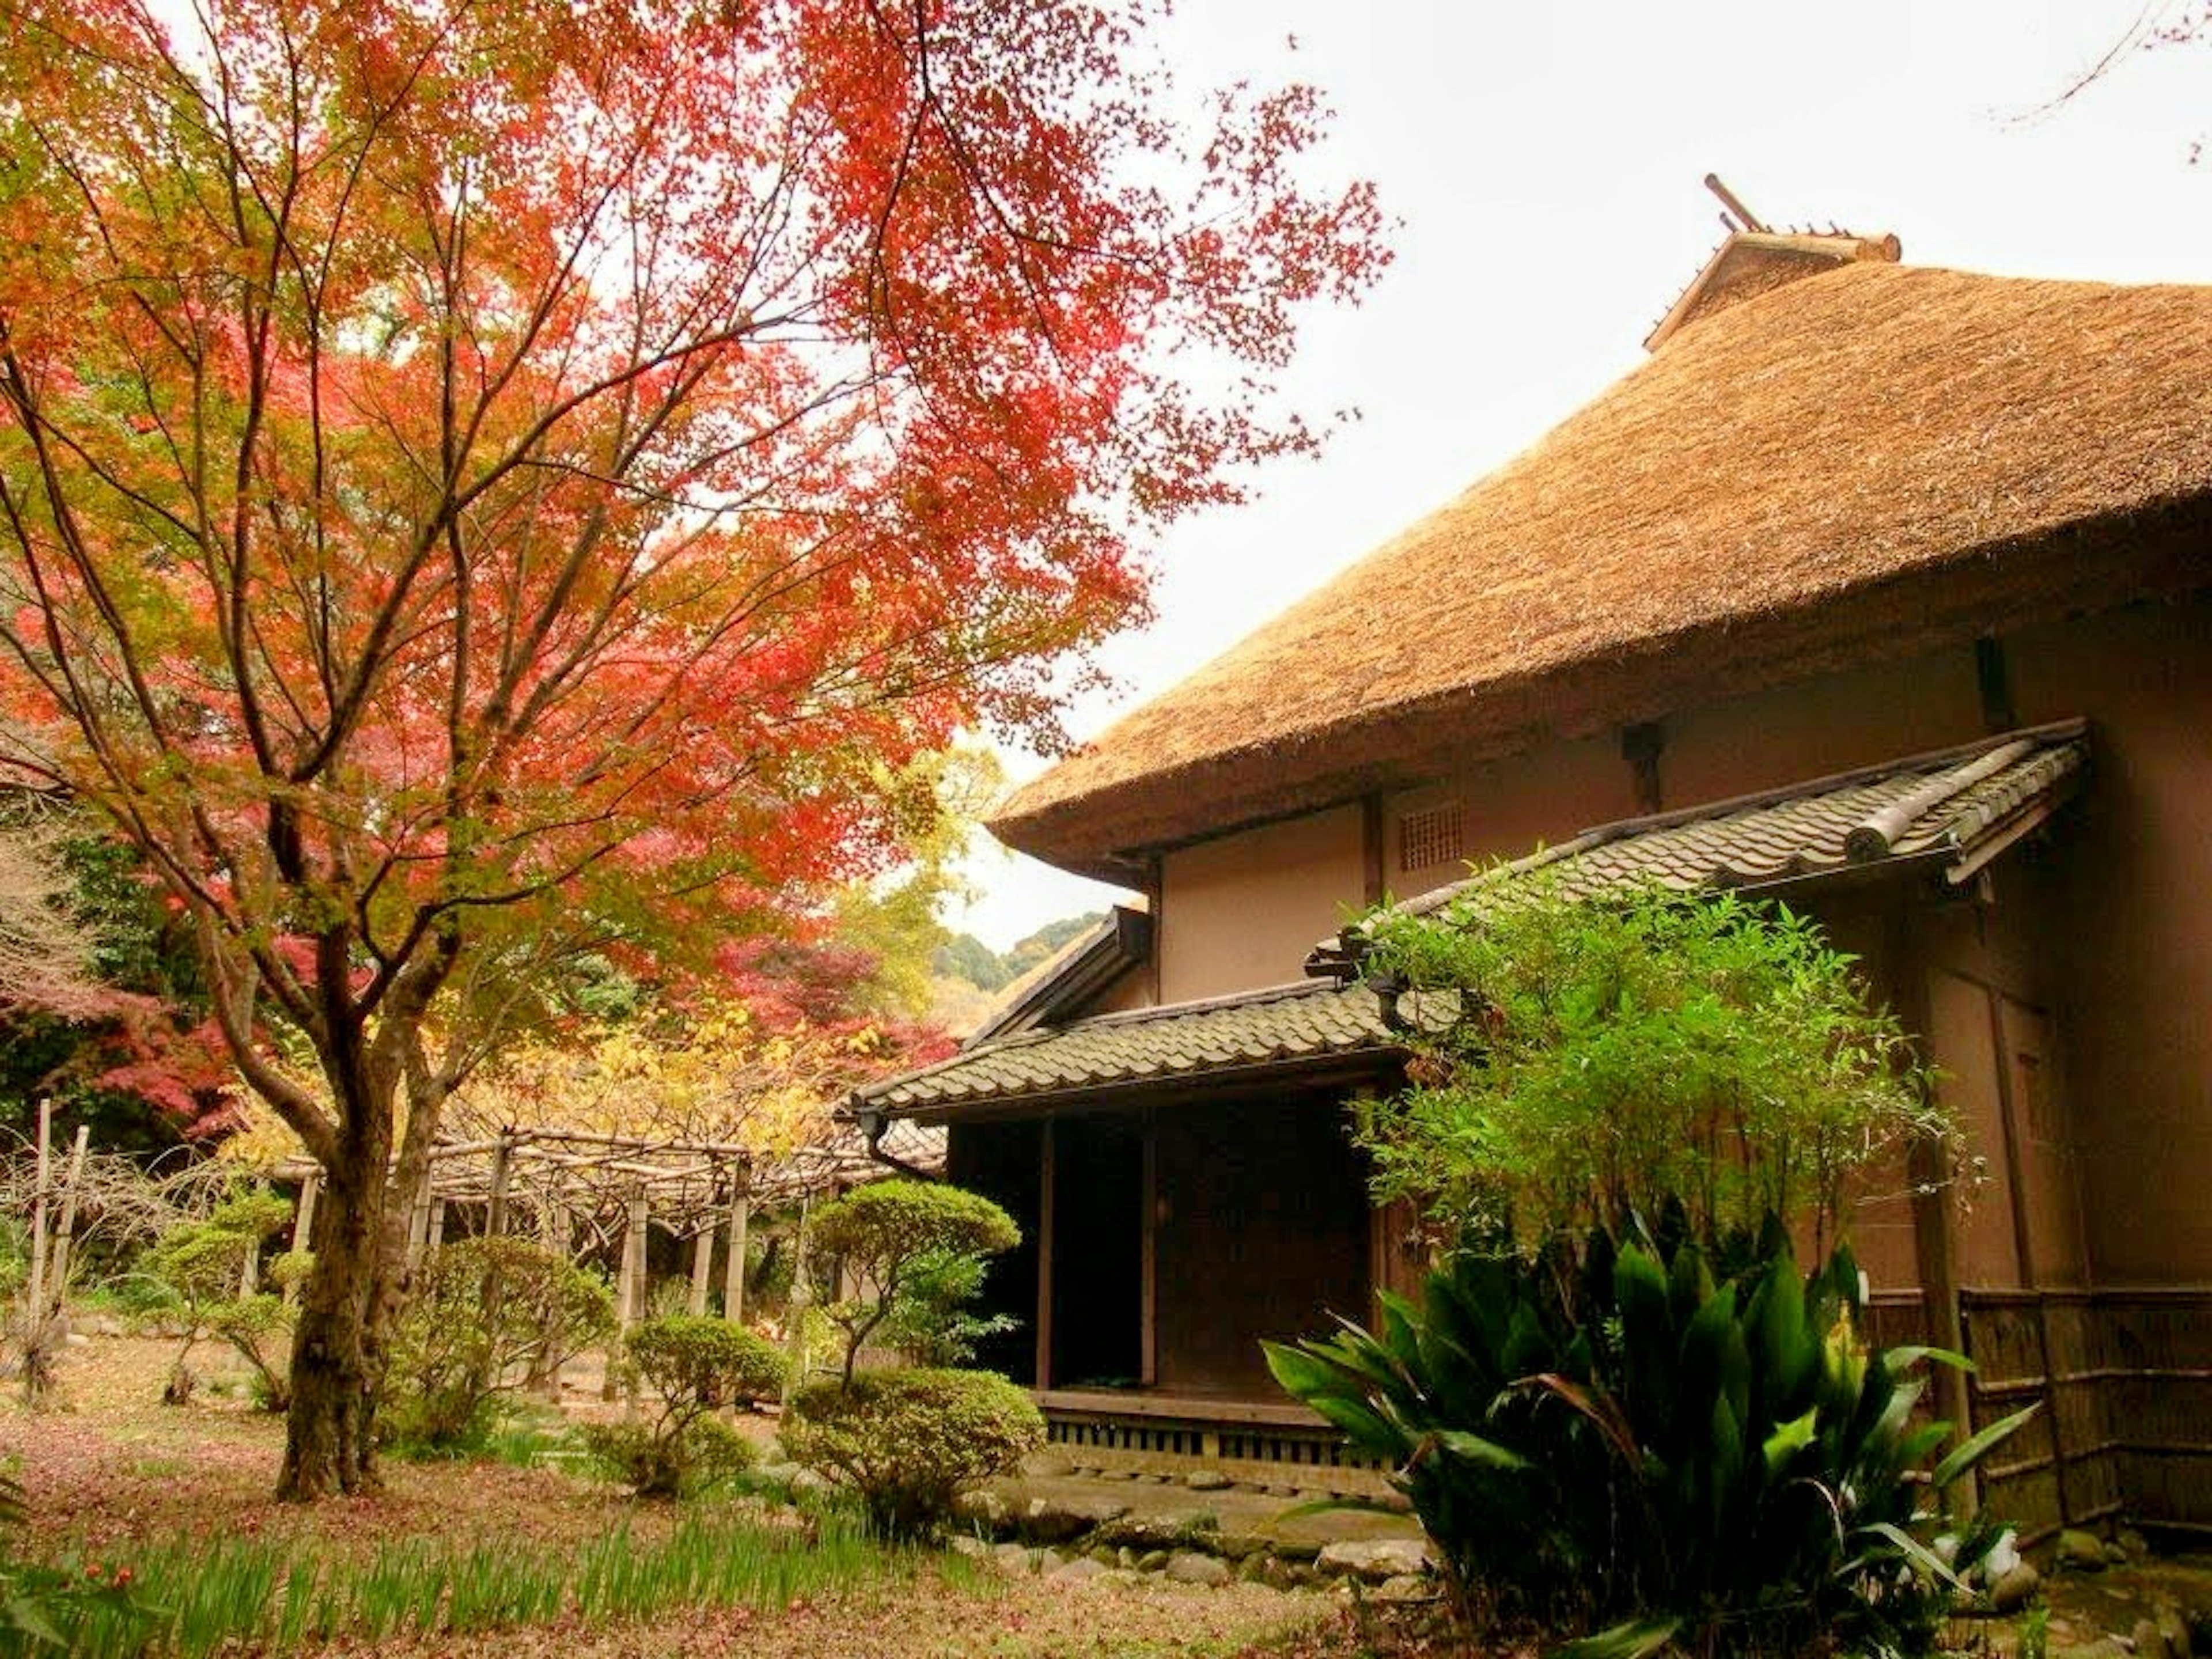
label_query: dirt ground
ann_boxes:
[3,1332,1365,1658]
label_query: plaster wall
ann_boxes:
[1157,802,1365,1003]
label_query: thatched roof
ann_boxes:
[995,261,2212,881]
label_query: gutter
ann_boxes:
[849,1097,941,1183]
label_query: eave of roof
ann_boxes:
[964,904,1150,1046]
[1319,721,2086,967]
[870,724,2088,1122]
[855,980,1408,1123]
[991,261,2212,882]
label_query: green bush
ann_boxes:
[1268,1215,2033,1657]
[1354,878,1953,1251]
[141,1185,296,1408]
[623,1316,786,1413]
[878,1248,1019,1367]
[808,1180,1020,1384]
[382,1238,615,1452]
[782,1368,1042,1539]
[583,1316,786,1498]
[580,1416,754,1499]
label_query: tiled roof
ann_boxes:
[856,980,1404,1118]
[867,724,2087,1120]
[1389,721,2086,923]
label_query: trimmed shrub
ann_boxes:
[582,1316,787,1498]
[807,1180,1020,1384]
[623,1316,787,1413]
[142,1185,295,1408]
[580,1416,754,1499]
[382,1237,615,1452]
[782,1368,1042,1539]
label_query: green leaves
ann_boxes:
[1355,877,1955,1252]
[1267,1216,2037,1658]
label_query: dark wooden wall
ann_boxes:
[1152,1096,1370,1395]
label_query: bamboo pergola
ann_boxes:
[267,1115,944,1329]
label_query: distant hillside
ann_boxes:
[932,912,1105,995]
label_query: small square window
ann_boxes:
[1398,803,1464,874]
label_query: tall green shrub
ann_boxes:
[582,1316,786,1497]
[142,1186,296,1409]
[383,1237,615,1452]
[1355,878,1955,1253]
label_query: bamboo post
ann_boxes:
[722,1168,751,1324]
[606,1187,648,1404]
[426,1200,447,1252]
[46,1126,90,1316]
[25,1100,52,1320]
[535,1185,571,1396]
[626,1190,649,1325]
[285,1175,319,1305]
[406,1179,432,1267]
[781,1194,812,1409]
[687,1225,713,1316]
[486,1135,511,1237]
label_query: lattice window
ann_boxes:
[1397,802,1464,873]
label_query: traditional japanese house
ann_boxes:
[853,230,2212,1539]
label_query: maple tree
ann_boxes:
[0,0,1384,1495]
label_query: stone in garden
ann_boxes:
[1213,1531,1267,1562]
[1991,1561,2041,1615]
[1373,1575,1430,1604]
[2154,1603,2191,1658]
[1050,1557,1110,1585]
[1037,1548,1066,1574]
[1165,1551,1232,1586]
[1018,1494,1127,1544]
[2057,1530,2111,1571]
[2120,1529,2152,1560]
[2107,1541,2133,1567]
[1137,1550,1169,1573]
[993,1543,1031,1574]
[1258,1557,1302,1592]
[1184,1469,1233,1491]
[954,1489,1010,1532]
[2066,1639,2130,1659]
[1116,1547,1137,1570]
[1316,1538,1435,1583]
[948,1535,990,1560]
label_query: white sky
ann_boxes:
[946,0,2212,948]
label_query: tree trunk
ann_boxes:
[277,1164,397,1500]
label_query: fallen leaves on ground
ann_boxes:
[2,1334,1386,1658]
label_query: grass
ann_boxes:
[55,1504,895,1658]
[7,1335,1349,1659]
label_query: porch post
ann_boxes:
[1035,1118,1056,1391]
[1139,1112,1157,1387]
[1892,907,1975,1503]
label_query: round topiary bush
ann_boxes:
[580,1415,754,1498]
[782,1368,1043,1539]
[623,1315,787,1411]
